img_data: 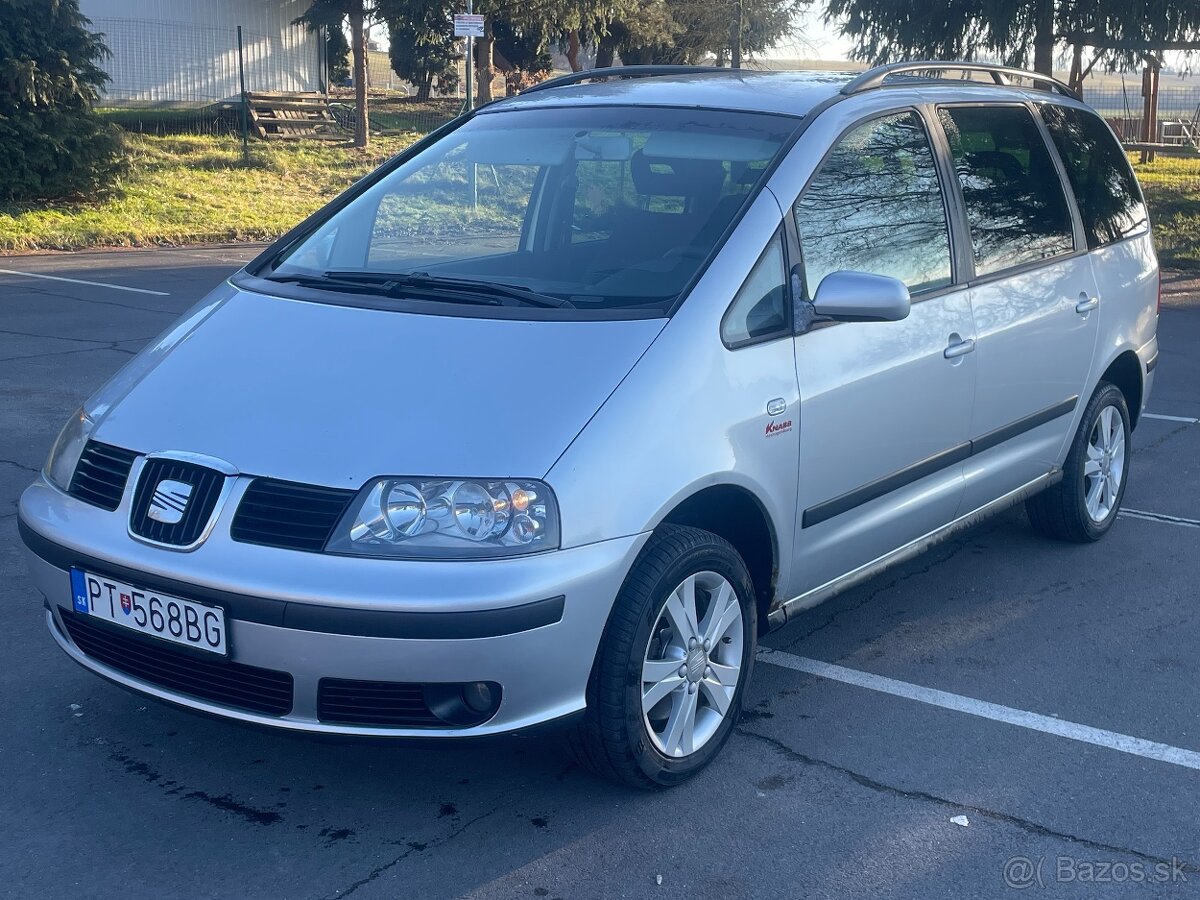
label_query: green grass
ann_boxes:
[1133,154,1200,270]
[0,134,417,252]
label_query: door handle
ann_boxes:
[1076,295,1099,314]
[944,337,976,359]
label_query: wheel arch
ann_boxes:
[657,483,779,627]
[1098,349,1144,429]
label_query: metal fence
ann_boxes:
[1083,85,1200,147]
[89,16,461,138]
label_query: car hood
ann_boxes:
[93,287,666,488]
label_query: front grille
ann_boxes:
[230,479,356,552]
[129,458,226,547]
[69,441,138,511]
[318,678,443,727]
[62,612,293,716]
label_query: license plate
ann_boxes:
[70,569,227,655]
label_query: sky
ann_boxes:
[769,8,855,60]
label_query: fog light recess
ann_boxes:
[423,681,503,726]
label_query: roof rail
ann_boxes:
[518,65,732,97]
[842,61,1080,99]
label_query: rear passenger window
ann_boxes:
[937,106,1074,275]
[794,111,952,295]
[721,231,788,347]
[1038,104,1149,247]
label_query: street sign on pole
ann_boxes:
[453,13,485,38]
[457,6,481,112]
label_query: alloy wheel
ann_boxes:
[641,571,744,758]
[1084,404,1126,523]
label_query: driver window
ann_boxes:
[794,111,953,296]
[721,231,788,347]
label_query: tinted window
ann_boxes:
[269,106,795,316]
[794,111,952,295]
[1039,104,1149,247]
[721,232,787,346]
[938,106,1074,275]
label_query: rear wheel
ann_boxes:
[567,525,756,789]
[1027,382,1130,542]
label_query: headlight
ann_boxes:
[327,478,560,559]
[44,407,95,492]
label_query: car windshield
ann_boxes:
[267,105,798,314]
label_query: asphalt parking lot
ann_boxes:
[2,248,1198,899]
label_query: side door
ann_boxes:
[787,109,977,595]
[933,103,1100,513]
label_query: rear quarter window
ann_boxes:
[1038,104,1149,247]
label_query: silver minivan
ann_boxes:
[20,63,1159,787]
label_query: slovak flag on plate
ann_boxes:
[120,593,132,615]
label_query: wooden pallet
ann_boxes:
[245,92,342,140]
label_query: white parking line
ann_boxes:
[1119,508,1200,529]
[756,649,1200,771]
[0,268,170,296]
[1143,413,1199,424]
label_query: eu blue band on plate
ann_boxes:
[70,568,89,613]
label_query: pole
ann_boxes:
[731,0,742,69]
[465,0,474,112]
[236,25,249,164]
[318,24,327,96]
[465,0,476,210]
[1140,60,1158,164]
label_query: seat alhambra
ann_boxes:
[20,62,1158,787]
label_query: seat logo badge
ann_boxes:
[148,479,193,524]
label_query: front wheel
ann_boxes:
[567,525,757,789]
[1027,382,1130,542]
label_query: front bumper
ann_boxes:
[19,478,647,737]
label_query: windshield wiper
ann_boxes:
[323,271,576,309]
[264,271,501,306]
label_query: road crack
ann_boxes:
[0,341,138,363]
[0,458,39,474]
[22,283,179,315]
[319,805,503,899]
[737,727,1199,873]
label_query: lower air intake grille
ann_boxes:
[318,678,444,727]
[62,612,293,716]
[230,479,357,552]
[69,441,139,511]
[129,458,226,547]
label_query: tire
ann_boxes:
[566,525,757,789]
[1026,381,1131,543]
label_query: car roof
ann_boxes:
[484,70,857,118]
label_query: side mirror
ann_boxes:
[811,271,911,323]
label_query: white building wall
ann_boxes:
[80,0,321,104]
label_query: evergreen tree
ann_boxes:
[825,0,1200,76]
[382,0,459,101]
[0,0,123,201]
[326,25,351,86]
[603,0,805,67]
